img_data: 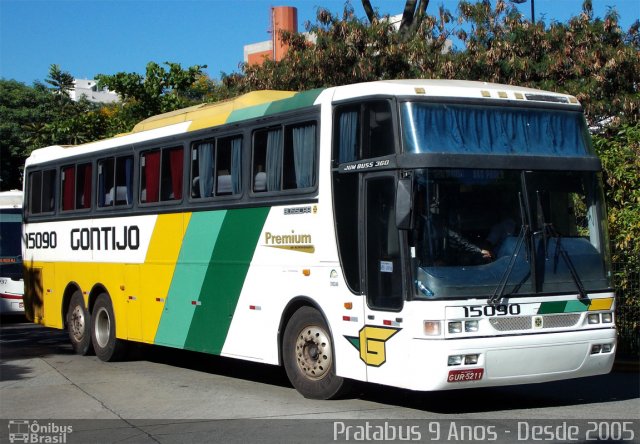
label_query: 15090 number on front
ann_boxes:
[463,304,521,318]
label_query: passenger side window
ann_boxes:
[28,169,56,215]
[98,155,133,207]
[252,122,317,193]
[61,162,92,211]
[334,100,395,166]
[140,146,183,203]
[191,136,242,199]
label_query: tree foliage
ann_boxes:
[224,0,639,127]
[593,123,640,278]
[95,61,209,132]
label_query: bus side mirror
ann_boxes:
[396,177,414,230]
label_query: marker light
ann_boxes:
[587,314,600,324]
[448,322,463,334]
[601,313,613,323]
[465,321,479,333]
[423,321,441,336]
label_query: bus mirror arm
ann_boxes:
[395,177,414,230]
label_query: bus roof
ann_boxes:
[25,80,580,166]
[25,88,325,166]
[0,190,23,209]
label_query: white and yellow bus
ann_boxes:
[23,80,616,399]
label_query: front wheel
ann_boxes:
[282,306,350,399]
[91,293,128,362]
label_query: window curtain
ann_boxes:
[144,151,161,202]
[402,103,588,155]
[80,164,92,208]
[98,162,106,207]
[338,111,358,163]
[266,129,283,191]
[62,166,75,211]
[292,124,316,188]
[169,148,183,200]
[231,137,242,194]
[197,143,214,198]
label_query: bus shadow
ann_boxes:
[137,343,639,414]
[354,371,640,414]
[4,322,636,413]
[136,344,292,389]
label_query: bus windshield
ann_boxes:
[412,168,611,299]
[402,102,592,156]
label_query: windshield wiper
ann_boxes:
[534,190,588,301]
[545,223,588,300]
[489,192,530,304]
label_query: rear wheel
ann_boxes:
[91,293,127,362]
[282,306,349,399]
[66,291,92,355]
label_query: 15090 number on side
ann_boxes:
[463,304,521,318]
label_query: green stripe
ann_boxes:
[537,301,567,314]
[537,299,590,314]
[183,207,270,354]
[226,89,324,124]
[154,211,226,347]
[226,103,272,124]
[264,88,324,115]
[564,300,590,312]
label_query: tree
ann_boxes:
[224,3,452,92]
[452,0,640,125]
[45,64,75,97]
[1,72,112,190]
[0,80,53,189]
[361,0,431,39]
[96,61,209,133]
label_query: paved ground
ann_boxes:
[1,318,638,443]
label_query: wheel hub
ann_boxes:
[295,325,332,380]
[70,305,85,341]
[94,306,111,348]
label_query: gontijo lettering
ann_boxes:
[70,225,140,251]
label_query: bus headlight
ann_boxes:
[465,320,479,333]
[587,314,600,324]
[448,355,463,366]
[448,321,463,334]
[601,313,613,323]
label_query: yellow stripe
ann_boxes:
[139,213,191,342]
[589,298,614,311]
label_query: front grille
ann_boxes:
[542,313,581,328]
[489,313,582,331]
[489,316,531,331]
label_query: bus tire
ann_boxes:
[91,293,127,362]
[282,306,349,399]
[66,291,93,355]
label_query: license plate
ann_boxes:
[447,368,484,383]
